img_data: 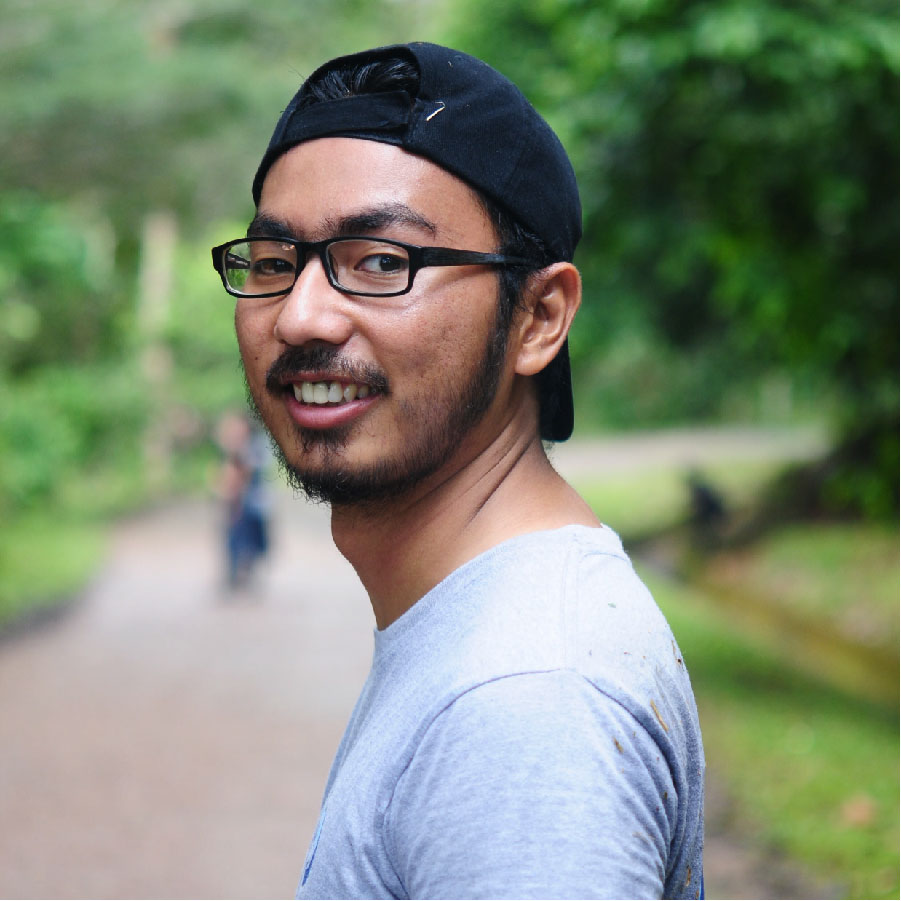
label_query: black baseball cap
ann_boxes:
[252,42,582,441]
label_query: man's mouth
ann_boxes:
[291,380,373,406]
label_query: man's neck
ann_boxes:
[330,428,599,630]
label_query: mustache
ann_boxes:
[265,345,389,394]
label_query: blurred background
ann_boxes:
[0,0,897,898]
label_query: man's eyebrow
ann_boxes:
[325,204,438,238]
[246,213,297,240]
[247,204,438,241]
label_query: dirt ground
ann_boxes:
[0,431,837,899]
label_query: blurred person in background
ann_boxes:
[215,411,271,590]
[213,42,704,899]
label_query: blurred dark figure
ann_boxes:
[216,412,271,590]
[687,469,726,547]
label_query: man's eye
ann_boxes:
[251,257,294,276]
[356,253,408,275]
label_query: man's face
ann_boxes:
[235,137,518,507]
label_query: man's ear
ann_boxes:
[513,263,581,377]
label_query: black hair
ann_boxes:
[295,57,421,108]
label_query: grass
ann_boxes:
[704,522,899,648]
[646,568,899,899]
[576,458,788,539]
[0,446,221,630]
[0,512,105,627]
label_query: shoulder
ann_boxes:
[385,670,683,899]
[405,525,699,752]
[435,525,683,689]
[401,668,667,781]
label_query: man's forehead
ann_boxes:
[257,137,494,243]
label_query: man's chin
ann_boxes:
[282,464,353,507]
[261,430,386,506]
[277,454,424,508]
[275,435,458,509]
[265,434,354,506]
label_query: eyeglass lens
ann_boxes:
[223,239,413,296]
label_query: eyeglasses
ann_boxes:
[211,236,535,299]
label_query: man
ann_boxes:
[212,42,704,900]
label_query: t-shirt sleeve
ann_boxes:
[384,669,678,900]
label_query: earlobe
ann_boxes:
[514,263,581,377]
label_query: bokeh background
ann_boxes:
[0,1,897,898]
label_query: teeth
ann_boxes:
[292,381,372,406]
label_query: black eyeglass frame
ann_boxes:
[211,235,537,299]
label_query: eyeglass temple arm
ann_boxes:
[419,247,537,267]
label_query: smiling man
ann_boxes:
[213,42,704,900]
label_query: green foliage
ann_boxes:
[821,414,900,519]
[0,1,456,618]
[0,362,147,518]
[0,514,104,626]
[0,0,449,235]
[0,192,121,375]
[0,0,452,515]
[648,568,899,899]
[448,0,898,512]
[704,522,899,645]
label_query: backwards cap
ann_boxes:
[252,42,581,440]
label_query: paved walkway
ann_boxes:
[0,430,832,899]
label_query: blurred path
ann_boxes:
[0,494,372,899]
[0,428,831,899]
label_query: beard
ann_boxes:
[243,316,510,509]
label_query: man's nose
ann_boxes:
[273,252,353,347]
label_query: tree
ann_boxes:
[0,0,448,516]
[448,0,898,515]
[0,0,445,235]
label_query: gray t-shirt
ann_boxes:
[297,525,705,900]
